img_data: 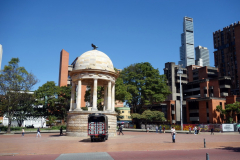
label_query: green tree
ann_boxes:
[34,81,58,117]
[57,85,71,123]
[131,110,166,128]
[0,58,38,133]
[118,62,171,113]
[35,81,71,123]
[14,93,36,127]
[46,115,57,128]
[115,77,132,103]
[216,102,240,123]
[84,86,105,110]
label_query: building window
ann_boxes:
[122,111,124,113]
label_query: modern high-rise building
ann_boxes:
[179,17,195,67]
[195,46,210,67]
[213,21,240,95]
[0,44,2,71]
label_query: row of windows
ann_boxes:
[119,116,131,119]
[121,111,130,113]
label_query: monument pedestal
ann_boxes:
[66,111,117,137]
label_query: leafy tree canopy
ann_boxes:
[117,62,171,113]
[0,58,38,133]
[216,102,240,123]
[34,81,71,123]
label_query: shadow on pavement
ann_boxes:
[49,134,66,137]
[79,138,106,143]
[79,138,91,142]
[218,146,240,152]
[163,141,173,143]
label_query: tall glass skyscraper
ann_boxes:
[179,17,195,67]
[195,46,210,67]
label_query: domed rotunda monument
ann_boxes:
[66,45,118,137]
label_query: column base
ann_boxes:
[91,108,98,111]
[74,108,82,111]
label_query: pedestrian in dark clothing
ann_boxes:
[171,127,176,143]
[36,128,41,137]
[119,125,124,135]
[211,128,214,135]
[60,127,63,136]
[159,125,162,133]
[238,127,240,134]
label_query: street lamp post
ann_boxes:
[177,65,183,131]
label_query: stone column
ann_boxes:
[111,83,115,112]
[92,79,98,111]
[90,85,93,107]
[75,80,82,111]
[103,85,108,111]
[69,82,76,111]
[107,81,112,111]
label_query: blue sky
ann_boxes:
[0,0,240,90]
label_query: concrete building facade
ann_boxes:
[163,62,236,124]
[164,62,188,124]
[213,21,240,95]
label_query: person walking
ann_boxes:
[189,127,191,134]
[238,127,240,134]
[163,126,165,133]
[147,127,149,133]
[171,127,176,143]
[60,127,63,136]
[155,125,158,133]
[22,128,25,137]
[119,125,124,135]
[211,127,214,135]
[194,126,197,135]
[36,127,41,137]
[159,125,162,133]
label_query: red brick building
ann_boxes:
[213,21,240,95]
[58,49,86,107]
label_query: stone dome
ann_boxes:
[74,50,115,72]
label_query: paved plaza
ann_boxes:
[0,131,240,159]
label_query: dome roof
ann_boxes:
[74,50,115,72]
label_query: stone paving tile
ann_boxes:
[108,148,240,160]
[56,152,113,160]
[0,131,239,156]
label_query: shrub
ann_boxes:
[51,125,66,130]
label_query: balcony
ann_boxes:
[184,95,201,99]
[189,109,199,113]
[176,79,188,84]
[219,85,231,88]
[221,92,228,97]
[184,87,200,92]
[190,117,199,121]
